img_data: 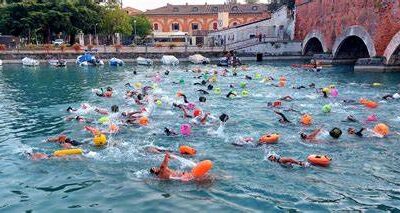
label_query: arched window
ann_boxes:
[191,23,199,30]
[172,23,180,31]
[233,22,238,26]
[212,6,218,12]
[252,6,258,11]
[173,7,179,12]
[213,23,218,30]
[192,7,198,12]
[231,6,238,12]
[153,23,159,31]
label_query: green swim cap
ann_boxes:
[179,79,185,84]
[255,73,262,79]
[214,87,221,94]
[156,100,162,106]
[240,82,246,88]
[322,104,332,113]
[98,116,110,124]
[241,90,249,96]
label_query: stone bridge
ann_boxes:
[294,0,400,67]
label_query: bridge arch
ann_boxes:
[302,30,327,55]
[383,31,400,65]
[332,26,376,59]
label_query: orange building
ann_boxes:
[142,3,271,34]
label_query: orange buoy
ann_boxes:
[279,76,287,81]
[179,145,196,156]
[259,133,280,144]
[138,116,149,126]
[307,155,331,167]
[278,81,286,87]
[191,160,213,178]
[300,114,313,125]
[373,123,389,137]
[193,108,202,117]
[359,98,368,105]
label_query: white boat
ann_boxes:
[161,55,179,66]
[48,59,67,67]
[136,57,153,66]
[76,53,104,66]
[0,59,2,66]
[22,57,40,66]
[109,58,124,66]
[188,54,210,64]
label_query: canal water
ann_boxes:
[0,62,399,211]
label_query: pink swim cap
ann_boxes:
[187,102,196,110]
[180,124,191,136]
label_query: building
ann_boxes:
[207,6,294,46]
[123,7,143,16]
[95,0,122,7]
[143,3,271,34]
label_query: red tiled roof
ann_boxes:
[144,3,269,15]
[124,7,143,15]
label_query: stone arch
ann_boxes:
[332,25,376,58]
[188,19,203,32]
[302,30,327,55]
[229,18,242,27]
[166,19,185,31]
[383,31,400,65]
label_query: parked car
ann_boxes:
[52,39,64,46]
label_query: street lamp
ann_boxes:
[94,23,98,45]
[134,19,137,44]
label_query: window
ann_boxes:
[173,7,179,12]
[212,7,218,12]
[192,7,198,12]
[232,22,238,26]
[172,23,180,31]
[252,6,258,11]
[192,23,199,30]
[213,23,218,30]
[231,6,238,12]
[153,23,159,31]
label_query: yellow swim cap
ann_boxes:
[93,134,107,146]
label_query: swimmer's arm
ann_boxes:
[160,153,170,171]
[280,158,305,166]
[308,128,322,139]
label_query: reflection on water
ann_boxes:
[0,62,399,211]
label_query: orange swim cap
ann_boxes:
[300,114,313,125]
[373,123,389,137]
[179,145,196,155]
[138,116,149,126]
[193,108,202,117]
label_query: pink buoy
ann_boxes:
[187,102,196,110]
[330,88,338,97]
[180,124,191,136]
[367,114,378,122]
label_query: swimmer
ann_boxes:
[150,152,191,180]
[267,153,306,167]
[65,115,93,123]
[226,91,237,98]
[164,70,170,75]
[279,96,294,101]
[245,75,252,80]
[382,94,394,100]
[26,152,50,160]
[207,84,214,90]
[96,87,113,97]
[146,146,173,154]
[342,115,358,123]
[293,85,306,90]
[111,105,119,113]
[94,107,109,115]
[164,127,178,136]
[322,89,328,98]
[66,106,78,113]
[194,80,207,86]
[300,128,322,141]
[232,137,254,147]
[348,127,365,137]
[197,89,209,95]
[47,134,83,148]
[274,110,291,124]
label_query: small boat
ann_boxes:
[188,54,210,64]
[48,59,67,67]
[22,57,40,66]
[136,57,153,66]
[76,53,104,66]
[109,58,124,66]
[161,55,179,66]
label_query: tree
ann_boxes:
[245,0,259,4]
[225,0,237,4]
[131,15,151,38]
[101,6,133,36]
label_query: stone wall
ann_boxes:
[236,41,302,56]
[295,0,400,56]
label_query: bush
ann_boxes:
[72,43,81,52]
[0,44,6,51]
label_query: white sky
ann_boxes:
[122,0,270,11]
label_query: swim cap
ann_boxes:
[330,88,339,97]
[138,116,149,126]
[255,73,262,79]
[373,123,389,137]
[240,82,247,88]
[98,116,110,124]
[214,88,221,95]
[180,124,191,136]
[372,83,381,87]
[207,84,214,90]
[134,82,142,89]
[187,102,195,110]
[329,127,342,139]
[193,108,202,117]
[322,104,332,113]
[179,79,185,84]
[156,100,162,106]
[199,96,206,103]
[241,90,249,96]
[93,134,107,146]
[219,113,229,122]
[322,87,330,93]
[111,105,119,113]
[300,114,312,125]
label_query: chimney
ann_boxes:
[186,2,188,6]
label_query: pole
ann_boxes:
[94,23,98,45]
[134,19,137,44]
